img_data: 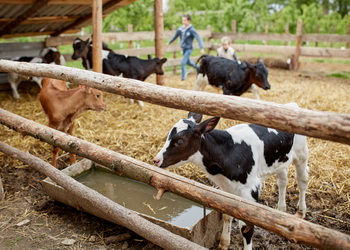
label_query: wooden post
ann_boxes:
[92,0,102,73]
[172,25,177,75]
[231,20,236,44]
[206,25,212,54]
[293,20,302,70]
[154,0,164,85]
[264,23,269,45]
[284,23,289,46]
[314,25,320,47]
[128,24,133,49]
[330,24,335,47]
[347,16,350,48]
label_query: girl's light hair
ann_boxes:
[221,36,232,44]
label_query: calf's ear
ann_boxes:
[160,58,167,64]
[79,85,92,94]
[188,112,202,123]
[196,117,220,134]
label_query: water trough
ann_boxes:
[42,159,223,248]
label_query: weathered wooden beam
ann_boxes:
[154,0,164,85]
[92,0,103,73]
[0,109,349,250]
[0,141,205,250]
[0,16,78,24]
[0,0,133,5]
[1,29,80,39]
[0,60,349,145]
[0,0,50,38]
[302,34,350,43]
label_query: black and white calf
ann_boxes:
[72,37,167,107]
[195,55,270,99]
[153,106,309,250]
[8,47,65,99]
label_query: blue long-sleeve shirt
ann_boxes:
[168,24,204,50]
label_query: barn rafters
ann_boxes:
[0,0,137,38]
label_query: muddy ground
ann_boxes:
[0,61,349,250]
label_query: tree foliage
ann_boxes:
[101,0,349,34]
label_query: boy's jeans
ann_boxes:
[181,49,199,80]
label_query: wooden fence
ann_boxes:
[0,60,349,249]
[45,22,350,70]
[0,20,349,86]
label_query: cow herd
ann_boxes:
[5,38,310,250]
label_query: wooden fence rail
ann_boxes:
[0,109,349,250]
[211,32,350,43]
[0,60,349,145]
[0,140,205,250]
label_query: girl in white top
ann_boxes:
[217,36,238,61]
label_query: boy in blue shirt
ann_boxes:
[167,14,205,80]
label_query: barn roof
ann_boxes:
[0,0,137,38]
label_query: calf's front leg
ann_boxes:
[67,122,77,165]
[218,214,233,250]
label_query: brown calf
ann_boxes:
[39,78,106,167]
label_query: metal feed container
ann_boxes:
[42,159,223,248]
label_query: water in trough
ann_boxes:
[76,167,208,228]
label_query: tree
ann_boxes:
[97,0,349,35]
[102,0,154,32]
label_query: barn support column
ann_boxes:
[92,0,103,73]
[154,0,164,85]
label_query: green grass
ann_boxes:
[66,60,84,69]
[308,58,350,64]
[5,237,22,246]
[327,72,350,79]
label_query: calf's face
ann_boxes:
[250,62,271,90]
[43,49,63,65]
[72,38,90,60]
[81,86,106,111]
[153,113,219,168]
[154,58,167,75]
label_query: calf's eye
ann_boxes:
[175,139,184,147]
[96,94,100,98]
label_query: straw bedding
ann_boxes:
[0,68,349,248]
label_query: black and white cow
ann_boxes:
[153,105,309,250]
[8,47,65,99]
[71,38,113,71]
[195,55,270,99]
[72,37,167,107]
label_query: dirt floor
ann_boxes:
[0,61,349,250]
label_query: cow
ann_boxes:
[8,47,65,99]
[72,38,167,107]
[194,55,270,99]
[39,77,106,167]
[71,38,112,70]
[153,107,309,250]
